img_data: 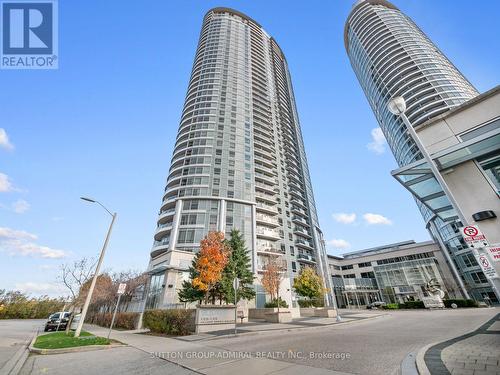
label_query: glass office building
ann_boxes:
[147,8,331,308]
[344,0,496,301]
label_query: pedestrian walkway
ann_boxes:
[419,312,500,375]
[174,310,385,342]
[82,312,382,375]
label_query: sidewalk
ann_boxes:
[417,312,500,375]
[175,310,386,342]
[83,315,373,375]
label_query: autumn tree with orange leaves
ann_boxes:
[261,256,286,307]
[192,232,229,304]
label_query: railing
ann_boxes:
[256,213,279,226]
[153,239,170,248]
[257,247,285,255]
[297,253,316,262]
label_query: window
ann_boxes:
[478,153,500,196]
[358,262,372,268]
[341,265,353,270]
[462,253,478,268]
[361,272,375,279]
[292,261,297,272]
[470,271,488,284]
[178,229,195,244]
[343,274,355,279]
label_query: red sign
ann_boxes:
[459,225,489,248]
[463,226,479,237]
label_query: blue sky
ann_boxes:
[1,0,499,297]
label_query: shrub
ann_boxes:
[0,291,65,319]
[86,312,139,330]
[264,298,288,308]
[443,299,478,308]
[297,298,325,308]
[399,301,425,309]
[383,303,399,310]
[143,309,194,336]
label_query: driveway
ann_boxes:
[0,319,43,371]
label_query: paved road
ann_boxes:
[201,308,500,375]
[0,319,43,371]
[20,346,199,375]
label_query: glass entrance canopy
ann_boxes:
[391,127,500,222]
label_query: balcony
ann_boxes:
[297,253,316,264]
[160,196,177,211]
[256,192,277,205]
[256,227,280,241]
[289,189,305,200]
[292,216,310,227]
[257,246,285,256]
[296,239,314,250]
[254,139,274,153]
[254,163,276,177]
[294,227,312,239]
[151,239,170,258]
[254,155,276,168]
[255,182,277,194]
[154,222,173,240]
[256,202,278,215]
[255,172,277,185]
[158,209,175,222]
[256,213,280,228]
[291,206,308,217]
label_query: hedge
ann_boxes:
[382,303,399,309]
[399,301,425,309]
[297,298,325,308]
[86,312,139,330]
[443,299,478,308]
[143,309,194,336]
[264,298,288,308]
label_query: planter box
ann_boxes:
[264,311,292,323]
[248,308,288,320]
[313,308,337,318]
[300,307,337,318]
[195,305,236,334]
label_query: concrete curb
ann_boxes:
[415,343,433,375]
[414,311,499,374]
[28,342,126,355]
[0,330,37,375]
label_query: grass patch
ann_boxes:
[34,331,110,349]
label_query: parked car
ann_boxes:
[44,311,72,332]
[367,301,386,309]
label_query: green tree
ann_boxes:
[293,267,326,302]
[220,229,255,304]
[178,252,205,304]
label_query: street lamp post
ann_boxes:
[387,97,500,302]
[74,197,117,338]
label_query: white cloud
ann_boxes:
[0,173,14,192]
[0,227,37,240]
[0,128,14,151]
[15,282,66,297]
[0,226,67,259]
[326,239,351,249]
[332,213,356,224]
[363,213,393,225]
[12,199,30,214]
[367,128,387,155]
